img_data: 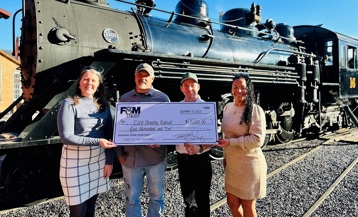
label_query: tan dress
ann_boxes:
[222,102,267,199]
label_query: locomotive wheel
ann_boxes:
[209,146,224,160]
[275,115,294,143]
[275,129,294,143]
[4,160,51,206]
[166,151,178,171]
[263,120,274,148]
[262,135,270,148]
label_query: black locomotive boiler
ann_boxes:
[1,0,358,206]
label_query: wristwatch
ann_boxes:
[199,145,204,153]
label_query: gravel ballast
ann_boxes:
[0,139,356,216]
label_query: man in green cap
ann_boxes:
[176,72,213,217]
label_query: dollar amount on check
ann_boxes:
[113,102,218,145]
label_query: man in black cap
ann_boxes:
[176,72,212,217]
[116,63,170,217]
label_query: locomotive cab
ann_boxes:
[294,25,358,131]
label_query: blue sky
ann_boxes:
[1,0,358,52]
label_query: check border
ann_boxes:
[113,102,218,145]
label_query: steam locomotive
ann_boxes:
[1,0,358,206]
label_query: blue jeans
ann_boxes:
[122,161,166,217]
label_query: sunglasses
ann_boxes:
[233,72,249,80]
[81,65,104,73]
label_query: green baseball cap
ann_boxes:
[181,72,198,84]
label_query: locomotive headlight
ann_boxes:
[102,28,119,44]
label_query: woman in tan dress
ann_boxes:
[217,73,267,217]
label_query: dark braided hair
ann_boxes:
[233,73,255,125]
[71,66,109,112]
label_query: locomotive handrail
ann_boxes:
[154,60,299,73]
[155,72,299,84]
[153,63,299,78]
[152,73,299,85]
[11,9,22,58]
[98,49,297,71]
[254,48,316,64]
[155,70,299,82]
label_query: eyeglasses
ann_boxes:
[81,65,104,73]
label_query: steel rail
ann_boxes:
[302,156,358,217]
[210,143,322,211]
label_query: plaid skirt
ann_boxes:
[60,144,110,206]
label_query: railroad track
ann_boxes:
[210,128,358,216]
[210,143,357,216]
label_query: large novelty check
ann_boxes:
[113,102,218,145]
